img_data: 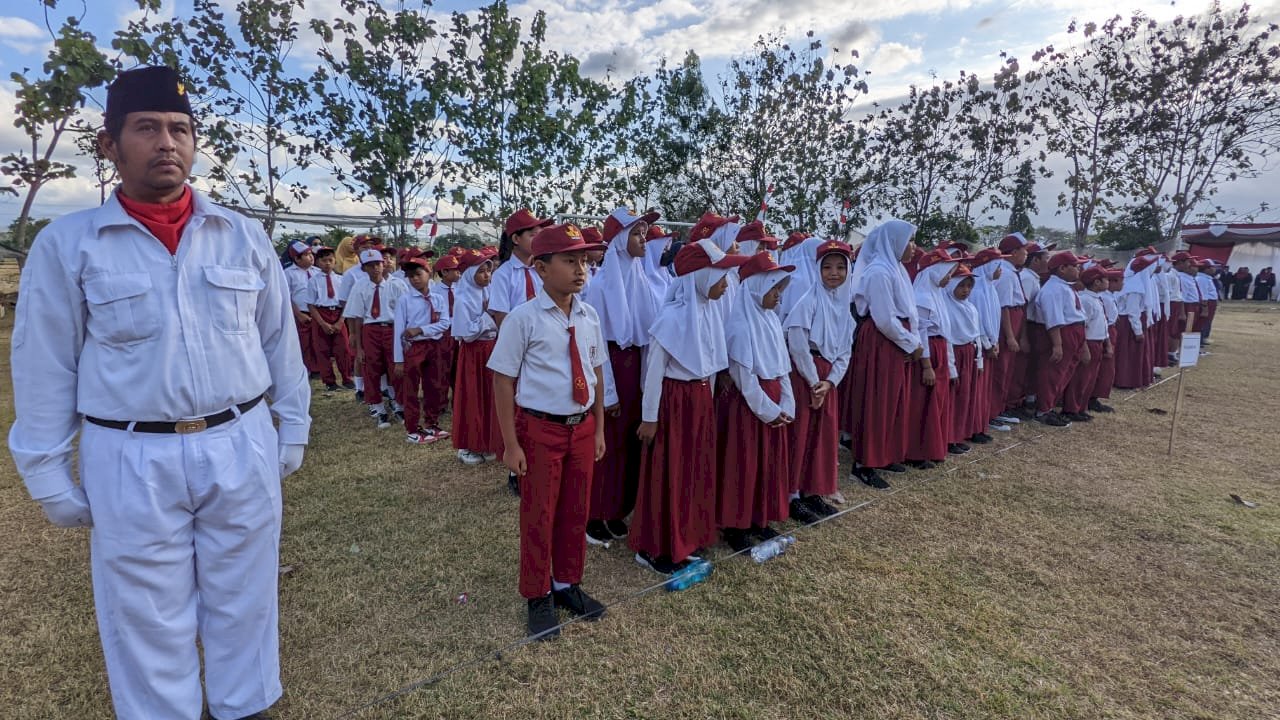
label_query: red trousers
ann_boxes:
[516,411,596,599]
[590,344,643,522]
[1093,326,1118,399]
[788,357,839,496]
[360,323,395,405]
[989,306,1025,419]
[1005,309,1032,410]
[400,339,449,433]
[310,307,352,385]
[630,378,716,562]
[1035,323,1086,413]
[1022,320,1048,408]
[295,315,319,373]
[1063,338,1104,414]
[716,378,790,529]
[849,318,911,468]
[905,336,952,463]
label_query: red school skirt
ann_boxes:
[788,355,839,496]
[450,339,504,454]
[716,377,790,530]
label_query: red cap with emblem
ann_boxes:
[782,231,811,251]
[433,254,460,272]
[737,250,795,281]
[1048,251,1083,271]
[816,239,852,261]
[531,223,605,256]
[503,208,553,236]
[687,212,740,242]
[916,248,958,271]
[673,240,750,276]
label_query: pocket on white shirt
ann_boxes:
[83,272,160,346]
[204,265,265,335]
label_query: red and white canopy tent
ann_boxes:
[1182,223,1280,272]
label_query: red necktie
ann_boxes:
[1074,291,1081,310]
[371,284,381,319]
[325,273,335,298]
[568,325,589,406]
[447,286,455,315]
[524,267,535,301]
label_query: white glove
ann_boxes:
[279,443,305,479]
[39,486,93,528]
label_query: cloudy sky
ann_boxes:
[1,0,1277,233]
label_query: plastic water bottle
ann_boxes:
[750,536,795,564]
[665,559,713,591]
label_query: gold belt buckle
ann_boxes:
[175,419,208,434]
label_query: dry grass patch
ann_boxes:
[1,302,1278,719]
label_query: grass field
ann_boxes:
[2,303,1279,719]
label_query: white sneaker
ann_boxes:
[457,449,485,466]
[1153,367,1163,377]
[481,453,497,461]
[375,412,391,429]
[995,414,1021,425]
[406,431,437,445]
[988,421,1012,432]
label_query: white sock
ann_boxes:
[789,492,801,500]
[551,579,572,591]
[355,377,364,391]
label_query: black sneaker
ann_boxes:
[839,435,852,451]
[803,495,839,518]
[508,472,520,497]
[354,390,364,403]
[1010,406,1036,421]
[947,443,971,455]
[907,460,938,470]
[604,519,629,539]
[969,432,993,444]
[375,412,391,429]
[527,595,559,640]
[881,462,908,474]
[853,466,891,489]
[341,381,356,390]
[634,551,682,575]
[309,372,320,381]
[789,497,823,525]
[1036,412,1070,428]
[1088,399,1115,413]
[723,527,757,553]
[749,525,781,542]
[585,520,613,547]
[393,409,405,422]
[552,584,606,621]
[324,383,339,392]
[1063,411,1093,422]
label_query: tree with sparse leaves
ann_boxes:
[1006,158,1037,237]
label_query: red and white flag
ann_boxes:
[755,183,774,223]
[839,198,851,224]
[413,211,439,237]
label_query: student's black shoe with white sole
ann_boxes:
[803,495,839,518]
[1088,399,1115,413]
[853,466,891,489]
[1036,412,1071,427]
[723,527,757,553]
[585,520,613,547]
[604,519,628,539]
[947,442,971,455]
[552,584,606,621]
[881,462,908,474]
[969,432,993,444]
[527,595,560,640]
[789,497,822,525]
[634,551,682,575]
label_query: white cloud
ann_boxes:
[0,17,43,40]
[869,42,923,76]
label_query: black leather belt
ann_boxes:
[86,395,264,434]
[521,408,588,426]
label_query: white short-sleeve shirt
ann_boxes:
[487,289,606,415]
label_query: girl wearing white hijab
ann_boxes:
[450,250,504,467]
[642,225,673,296]
[1114,253,1157,389]
[965,249,1006,444]
[631,240,748,576]
[716,253,796,553]
[904,249,960,469]
[940,265,989,452]
[580,209,662,544]
[845,219,921,489]
[783,240,855,519]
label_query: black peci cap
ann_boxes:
[105,66,193,125]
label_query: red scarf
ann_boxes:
[117,187,194,256]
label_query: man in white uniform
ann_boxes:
[7,66,310,720]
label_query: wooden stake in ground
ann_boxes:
[1169,333,1202,455]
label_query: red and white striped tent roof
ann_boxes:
[1181,223,1280,246]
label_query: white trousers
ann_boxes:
[80,403,283,720]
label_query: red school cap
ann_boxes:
[457,247,493,270]
[503,208,553,236]
[602,207,661,242]
[1081,266,1107,285]
[737,250,795,281]
[530,223,605,257]
[647,224,673,242]
[687,212,741,242]
[967,247,1010,268]
[816,239,852,261]
[916,248,958,271]
[1048,251,1083,271]
[997,232,1029,253]
[782,231,811,251]
[580,226,604,246]
[1171,251,1194,262]
[433,254,460,272]
[672,240,751,276]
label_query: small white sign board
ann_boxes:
[1179,334,1201,368]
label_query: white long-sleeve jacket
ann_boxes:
[8,189,312,501]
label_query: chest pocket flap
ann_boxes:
[84,272,153,303]
[204,266,265,292]
[204,265,265,334]
[83,272,159,345]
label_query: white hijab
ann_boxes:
[913,260,959,377]
[642,234,671,295]
[649,262,733,378]
[778,235,827,319]
[850,219,919,332]
[582,225,660,348]
[782,249,854,361]
[709,222,741,253]
[969,261,1003,344]
[942,274,986,370]
[726,270,792,379]
[451,263,491,340]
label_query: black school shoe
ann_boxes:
[585,520,613,547]
[507,472,520,497]
[552,584,606,621]
[341,381,356,390]
[881,462,908,474]
[723,527,757,553]
[948,443,971,455]
[354,390,364,403]
[527,595,560,640]
[907,460,938,470]
[324,383,339,392]
[789,497,823,525]
[1063,411,1093,422]
[750,525,781,542]
[604,519,629,539]
[1088,399,1115,413]
[969,432,993,444]
[1036,412,1071,428]
[803,495,839,518]
[853,466,891,489]
[634,551,682,576]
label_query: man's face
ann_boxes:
[99,111,195,200]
